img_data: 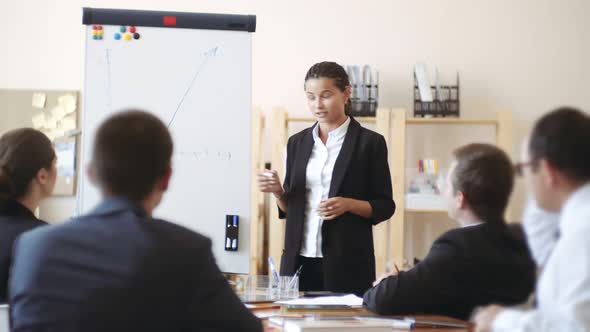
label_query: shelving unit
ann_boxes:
[389,109,513,266]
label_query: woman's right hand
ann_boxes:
[257,169,284,198]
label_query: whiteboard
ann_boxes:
[81,9,254,273]
[0,305,7,332]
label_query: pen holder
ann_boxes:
[224,215,239,251]
[235,275,299,301]
[277,275,299,299]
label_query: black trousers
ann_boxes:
[297,255,324,292]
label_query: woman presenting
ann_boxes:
[259,61,395,296]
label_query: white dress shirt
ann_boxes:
[493,183,590,332]
[522,198,560,267]
[300,117,350,258]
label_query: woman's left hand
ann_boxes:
[317,197,352,220]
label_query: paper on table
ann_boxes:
[276,294,363,306]
[32,93,46,109]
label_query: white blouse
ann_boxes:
[299,117,351,258]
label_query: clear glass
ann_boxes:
[235,275,299,302]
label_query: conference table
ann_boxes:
[248,304,472,331]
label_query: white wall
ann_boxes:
[1,0,589,255]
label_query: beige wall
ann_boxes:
[1,0,588,255]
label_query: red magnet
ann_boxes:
[129,26,136,33]
[163,16,177,26]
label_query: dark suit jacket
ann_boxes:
[9,198,262,332]
[363,222,536,320]
[0,200,46,303]
[280,117,396,296]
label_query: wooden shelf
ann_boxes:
[288,116,377,123]
[406,118,498,125]
[390,109,513,268]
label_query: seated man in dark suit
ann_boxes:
[9,110,262,332]
[363,143,536,320]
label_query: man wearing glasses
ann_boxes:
[475,107,590,332]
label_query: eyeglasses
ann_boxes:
[514,160,538,177]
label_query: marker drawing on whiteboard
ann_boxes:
[105,48,113,112]
[167,46,219,128]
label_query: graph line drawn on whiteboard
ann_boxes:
[105,48,113,113]
[167,46,219,129]
[178,149,231,161]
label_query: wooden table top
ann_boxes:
[248,304,472,331]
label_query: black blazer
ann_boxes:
[0,200,46,303]
[9,198,262,332]
[279,117,396,296]
[363,222,536,320]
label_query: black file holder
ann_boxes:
[348,90,378,117]
[345,65,379,117]
[413,73,460,118]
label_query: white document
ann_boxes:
[60,115,77,132]
[32,93,46,109]
[46,129,64,142]
[415,62,433,102]
[31,113,46,129]
[284,319,391,332]
[58,94,77,114]
[276,294,363,306]
[55,140,76,177]
[51,105,67,120]
[45,115,57,129]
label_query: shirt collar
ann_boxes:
[312,116,351,143]
[87,196,148,218]
[461,221,484,228]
